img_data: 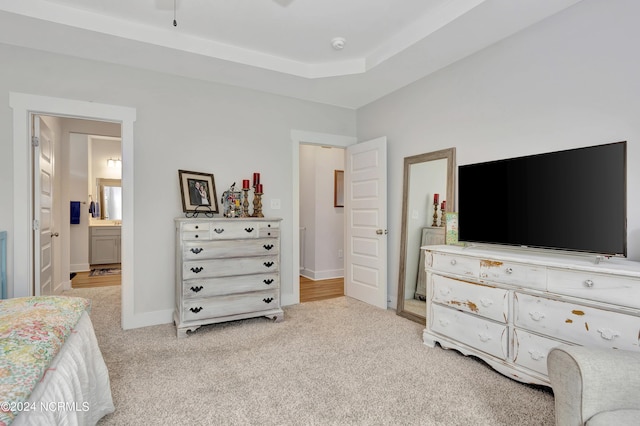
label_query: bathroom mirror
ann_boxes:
[97,178,122,221]
[397,148,455,324]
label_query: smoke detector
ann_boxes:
[331,37,346,50]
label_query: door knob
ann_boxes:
[376,229,388,235]
[51,232,60,237]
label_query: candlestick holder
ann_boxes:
[432,202,439,227]
[252,192,264,218]
[439,207,446,227]
[241,188,250,217]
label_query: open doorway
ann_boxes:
[10,92,137,329]
[299,144,345,302]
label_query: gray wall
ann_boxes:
[0,43,355,317]
[357,0,640,307]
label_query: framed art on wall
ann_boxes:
[178,170,219,213]
[334,170,344,207]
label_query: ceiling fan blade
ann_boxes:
[272,0,295,7]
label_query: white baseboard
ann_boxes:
[71,263,90,273]
[300,268,344,280]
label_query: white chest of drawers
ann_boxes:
[422,245,640,385]
[174,218,284,338]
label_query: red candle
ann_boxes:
[433,193,439,204]
[253,173,260,187]
[256,183,263,193]
[242,179,250,189]
[441,200,446,210]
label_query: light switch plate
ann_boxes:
[271,199,281,209]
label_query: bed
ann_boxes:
[0,296,114,426]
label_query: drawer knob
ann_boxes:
[190,267,203,274]
[190,307,203,313]
[190,286,203,293]
[264,261,274,268]
[190,248,203,254]
[263,297,274,304]
[505,267,513,274]
[245,227,254,232]
[480,298,493,307]
[263,244,274,250]
[439,288,451,296]
[597,328,620,341]
[194,234,199,239]
[584,279,594,288]
[195,225,199,229]
[529,311,545,321]
[528,349,545,361]
[214,228,224,234]
[263,279,274,285]
[438,319,450,327]
[478,333,491,343]
[450,259,457,265]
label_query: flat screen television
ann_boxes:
[458,141,627,256]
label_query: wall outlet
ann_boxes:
[338,249,343,258]
[270,199,281,209]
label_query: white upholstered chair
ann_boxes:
[547,344,640,426]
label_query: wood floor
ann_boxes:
[71,264,121,288]
[299,276,344,303]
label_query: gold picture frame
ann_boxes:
[334,170,344,207]
[178,170,219,213]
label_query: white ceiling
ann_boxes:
[0,0,582,108]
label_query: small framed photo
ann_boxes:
[178,170,219,213]
[334,170,344,207]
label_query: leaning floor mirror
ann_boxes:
[397,148,456,324]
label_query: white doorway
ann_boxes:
[10,93,137,329]
[290,130,356,306]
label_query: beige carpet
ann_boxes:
[64,286,555,425]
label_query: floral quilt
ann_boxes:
[0,296,91,426]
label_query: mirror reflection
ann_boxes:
[97,178,122,221]
[397,148,455,324]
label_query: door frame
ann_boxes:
[9,92,137,329]
[289,130,357,306]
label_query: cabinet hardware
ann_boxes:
[450,259,457,265]
[263,244,274,250]
[190,286,203,293]
[505,267,513,274]
[480,298,493,307]
[263,261,274,267]
[190,267,203,273]
[190,248,203,254]
[597,328,620,340]
[244,227,254,232]
[528,350,545,361]
[190,307,203,313]
[263,297,274,303]
[529,311,545,321]
[263,279,274,285]
[195,225,199,229]
[584,279,594,288]
[478,333,491,342]
[214,228,224,234]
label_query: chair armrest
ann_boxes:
[547,345,640,426]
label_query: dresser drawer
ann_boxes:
[513,329,565,377]
[429,252,479,279]
[181,222,211,232]
[182,238,278,260]
[183,274,279,298]
[514,292,640,351]
[182,289,279,321]
[432,275,508,323]
[183,256,279,279]
[430,304,508,360]
[480,259,546,291]
[548,268,640,310]
[209,222,258,239]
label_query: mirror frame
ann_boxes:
[96,178,122,220]
[396,148,456,324]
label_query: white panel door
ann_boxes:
[344,137,387,309]
[33,116,56,296]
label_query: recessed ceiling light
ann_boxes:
[331,37,346,51]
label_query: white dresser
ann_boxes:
[174,217,284,338]
[422,244,640,386]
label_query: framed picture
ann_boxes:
[334,170,344,207]
[178,170,219,213]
